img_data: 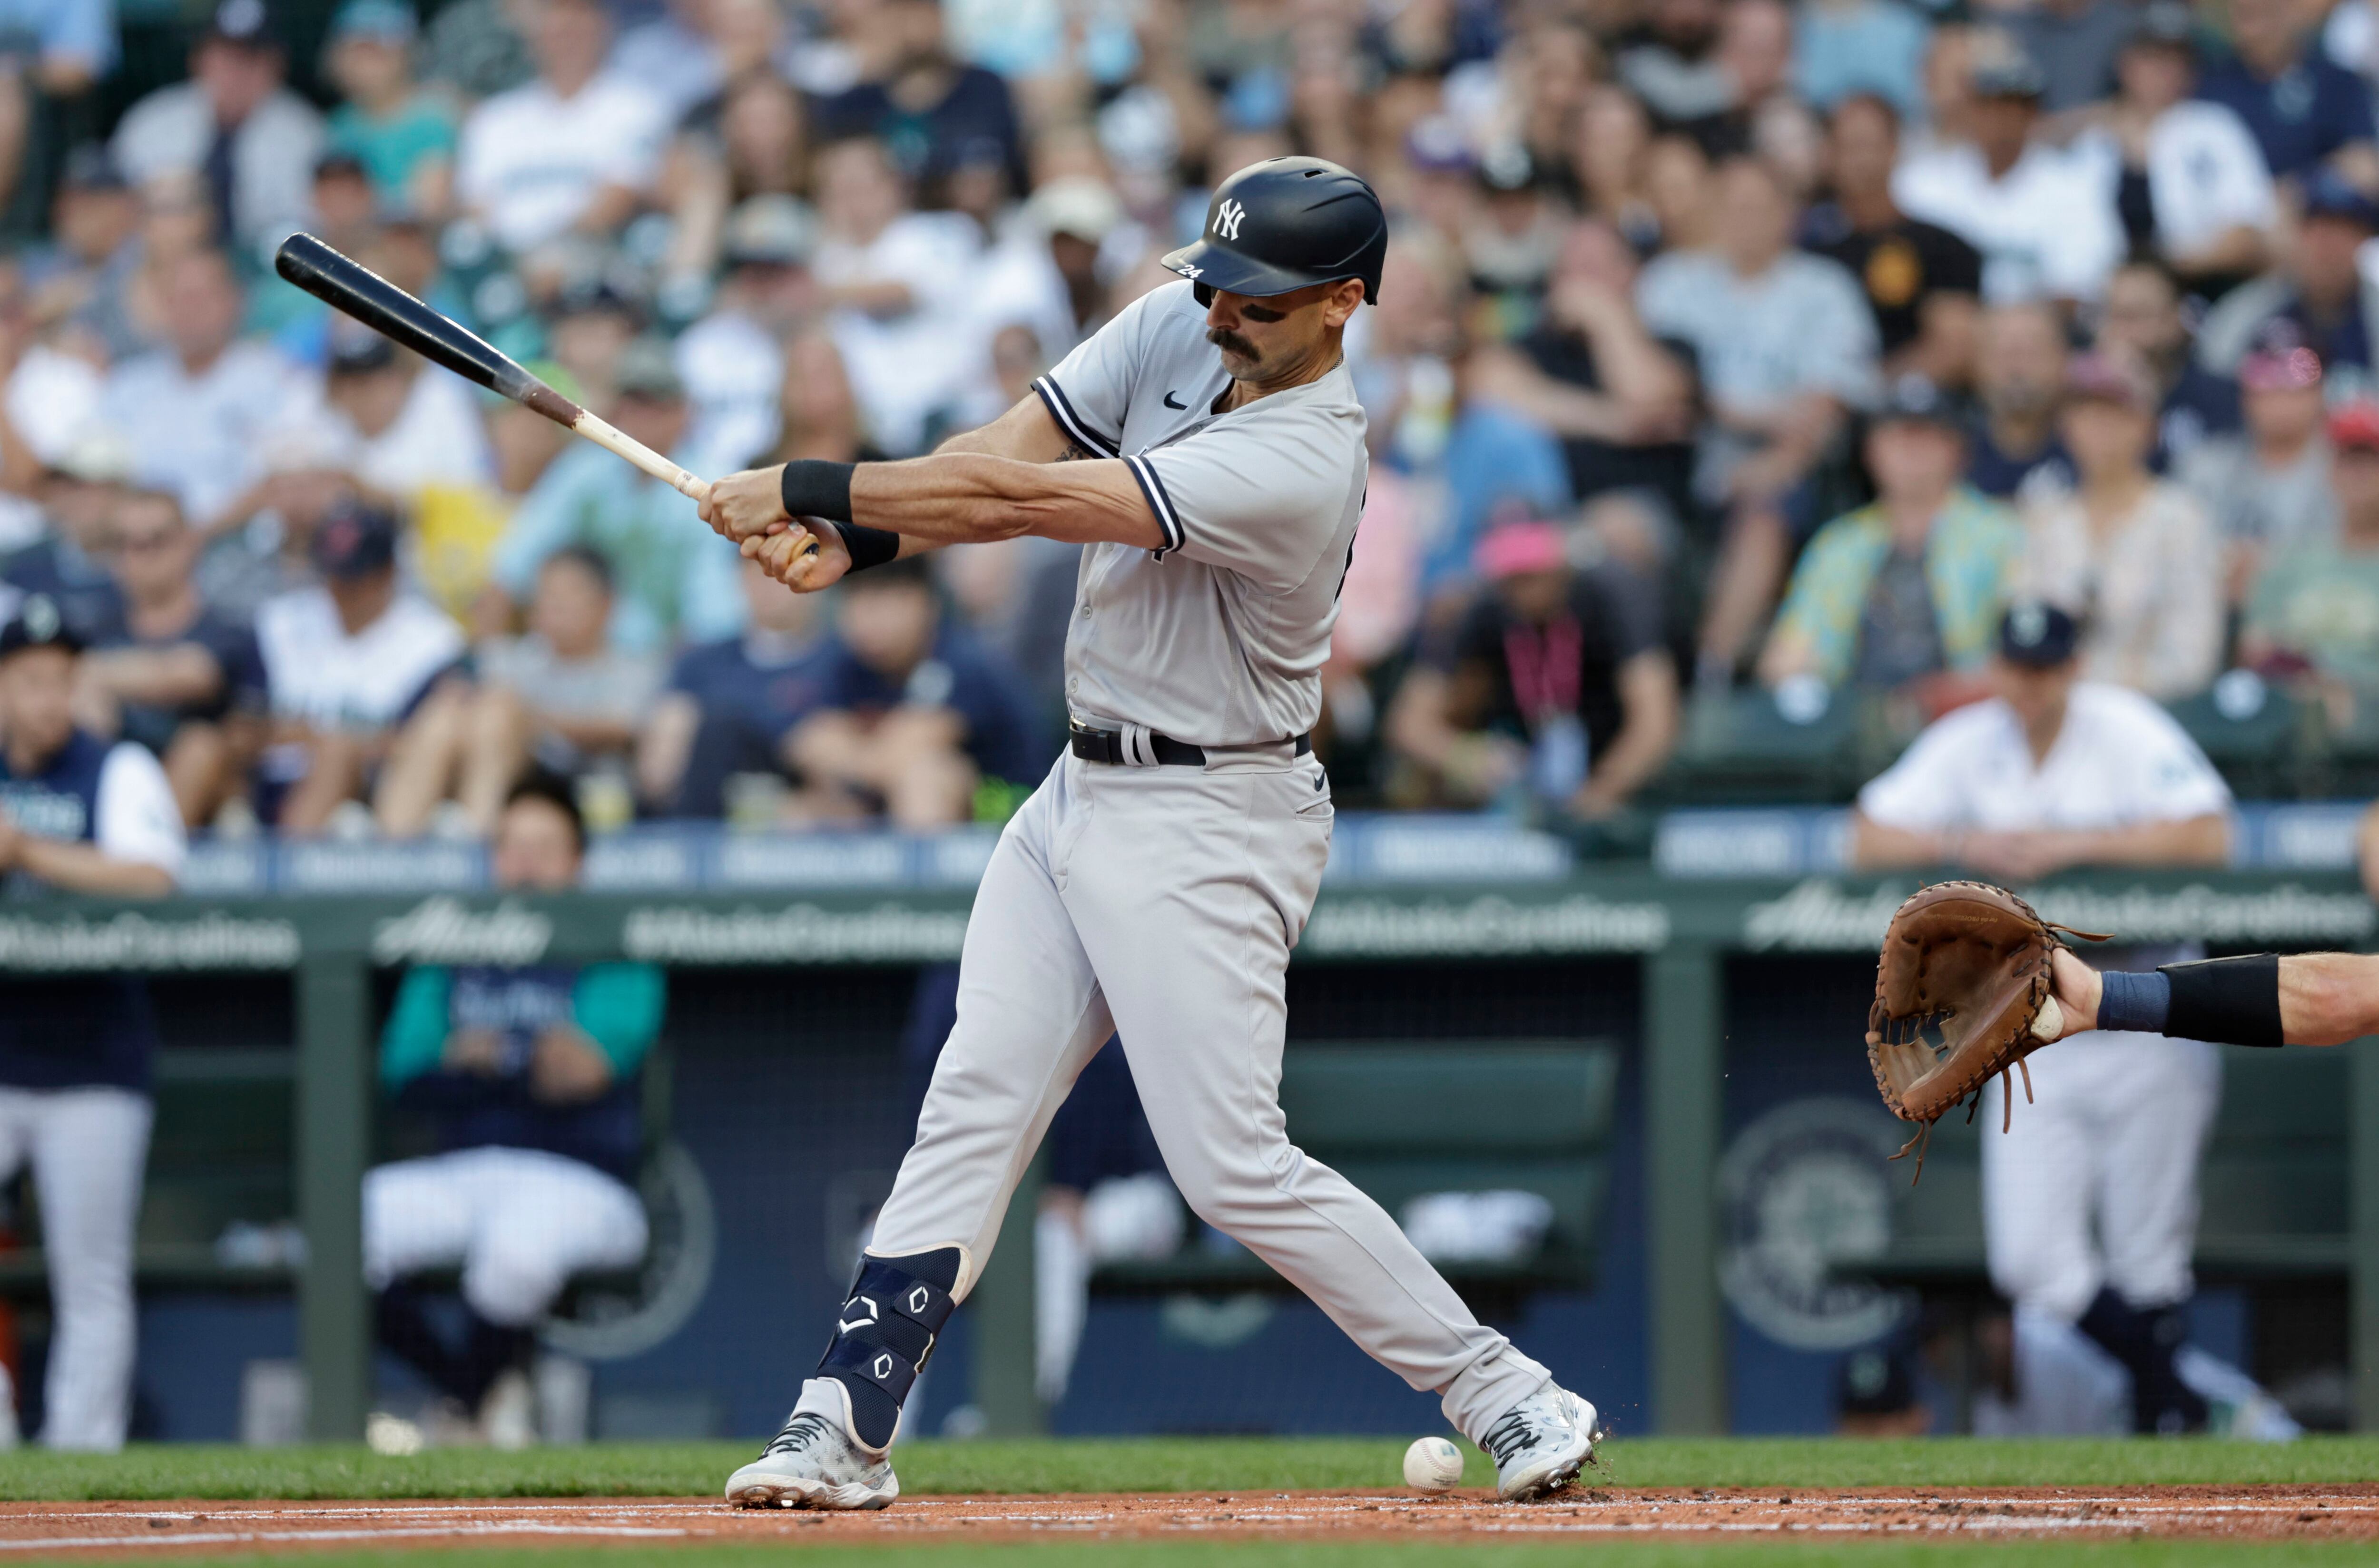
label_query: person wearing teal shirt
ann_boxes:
[363,774,664,1443]
[324,0,458,216]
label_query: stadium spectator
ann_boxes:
[381,547,659,837]
[2015,355,2223,700]
[82,488,265,828]
[1760,376,2020,696]
[2003,0,2138,116]
[98,246,315,528]
[539,279,641,413]
[305,151,380,262]
[1892,52,2124,306]
[195,417,357,625]
[0,593,183,1452]
[811,135,982,457]
[1802,93,1984,392]
[323,0,455,220]
[2197,0,2379,186]
[0,429,129,645]
[2177,335,2336,602]
[1966,300,2074,500]
[1570,87,1662,253]
[674,196,819,472]
[609,0,759,124]
[2090,260,2242,471]
[419,0,535,103]
[454,0,667,259]
[110,0,324,256]
[638,556,831,819]
[1357,236,1573,603]
[1386,514,1678,818]
[489,339,745,654]
[367,773,659,1448]
[323,334,495,503]
[788,556,1039,828]
[813,0,1025,198]
[256,501,462,835]
[2068,3,2275,288]
[0,0,108,231]
[2240,401,2379,712]
[1616,0,1730,132]
[20,146,141,360]
[2197,173,2379,379]
[1470,219,1697,547]
[659,69,809,290]
[1638,152,1877,682]
[1794,0,1929,118]
[424,372,578,634]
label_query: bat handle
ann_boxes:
[571,410,712,506]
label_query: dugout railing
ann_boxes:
[0,868,2375,1439]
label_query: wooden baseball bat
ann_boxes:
[274,233,710,505]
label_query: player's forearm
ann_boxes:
[2278,953,2379,1046]
[2078,950,2379,1049]
[11,838,173,898]
[849,455,1158,548]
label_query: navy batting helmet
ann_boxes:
[1161,157,1388,308]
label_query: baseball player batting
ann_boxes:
[698,157,1599,1510]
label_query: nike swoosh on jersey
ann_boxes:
[1163,390,1187,409]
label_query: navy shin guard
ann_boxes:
[819,1248,960,1449]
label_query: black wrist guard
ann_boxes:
[2159,953,2284,1049]
[830,521,902,573]
[778,459,855,523]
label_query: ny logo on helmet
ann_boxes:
[1214,199,1247,241]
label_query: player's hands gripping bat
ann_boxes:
[1865,881,2110,1176]
[274,233,709,504]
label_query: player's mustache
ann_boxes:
[1206,326,1260,362]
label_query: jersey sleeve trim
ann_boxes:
[1123,453,1185,559]
[1030,374,1120,458]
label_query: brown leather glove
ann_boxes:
[1866,880,2107,1176]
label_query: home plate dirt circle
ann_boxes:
[3,1488,2377,1551]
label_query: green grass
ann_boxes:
[1,1435,2376,1501]
[121,1547,2379,1568]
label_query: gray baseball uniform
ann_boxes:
[865,282,1553,1442]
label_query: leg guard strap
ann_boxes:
[816,1248,962,1450]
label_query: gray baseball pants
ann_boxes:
[868,747,1552,1442]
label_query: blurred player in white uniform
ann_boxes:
[0,596,186,1449]
[1851,602,2234,1432]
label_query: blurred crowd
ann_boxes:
[3,0,2379,841]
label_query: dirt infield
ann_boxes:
[3,1486,2378,1551]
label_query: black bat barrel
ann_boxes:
[274,232,553,411]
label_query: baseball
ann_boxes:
[2031,995,2064,1041]
[1403,1435,1465,1492]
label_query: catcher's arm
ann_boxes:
[2045,946,2379,1048]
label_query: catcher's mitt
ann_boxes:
[1865,881,2108,1178]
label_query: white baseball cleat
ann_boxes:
[1481,1382,1601,1502]
[724,1378,899,1511]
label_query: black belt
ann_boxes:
[1069,723,1310,767]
